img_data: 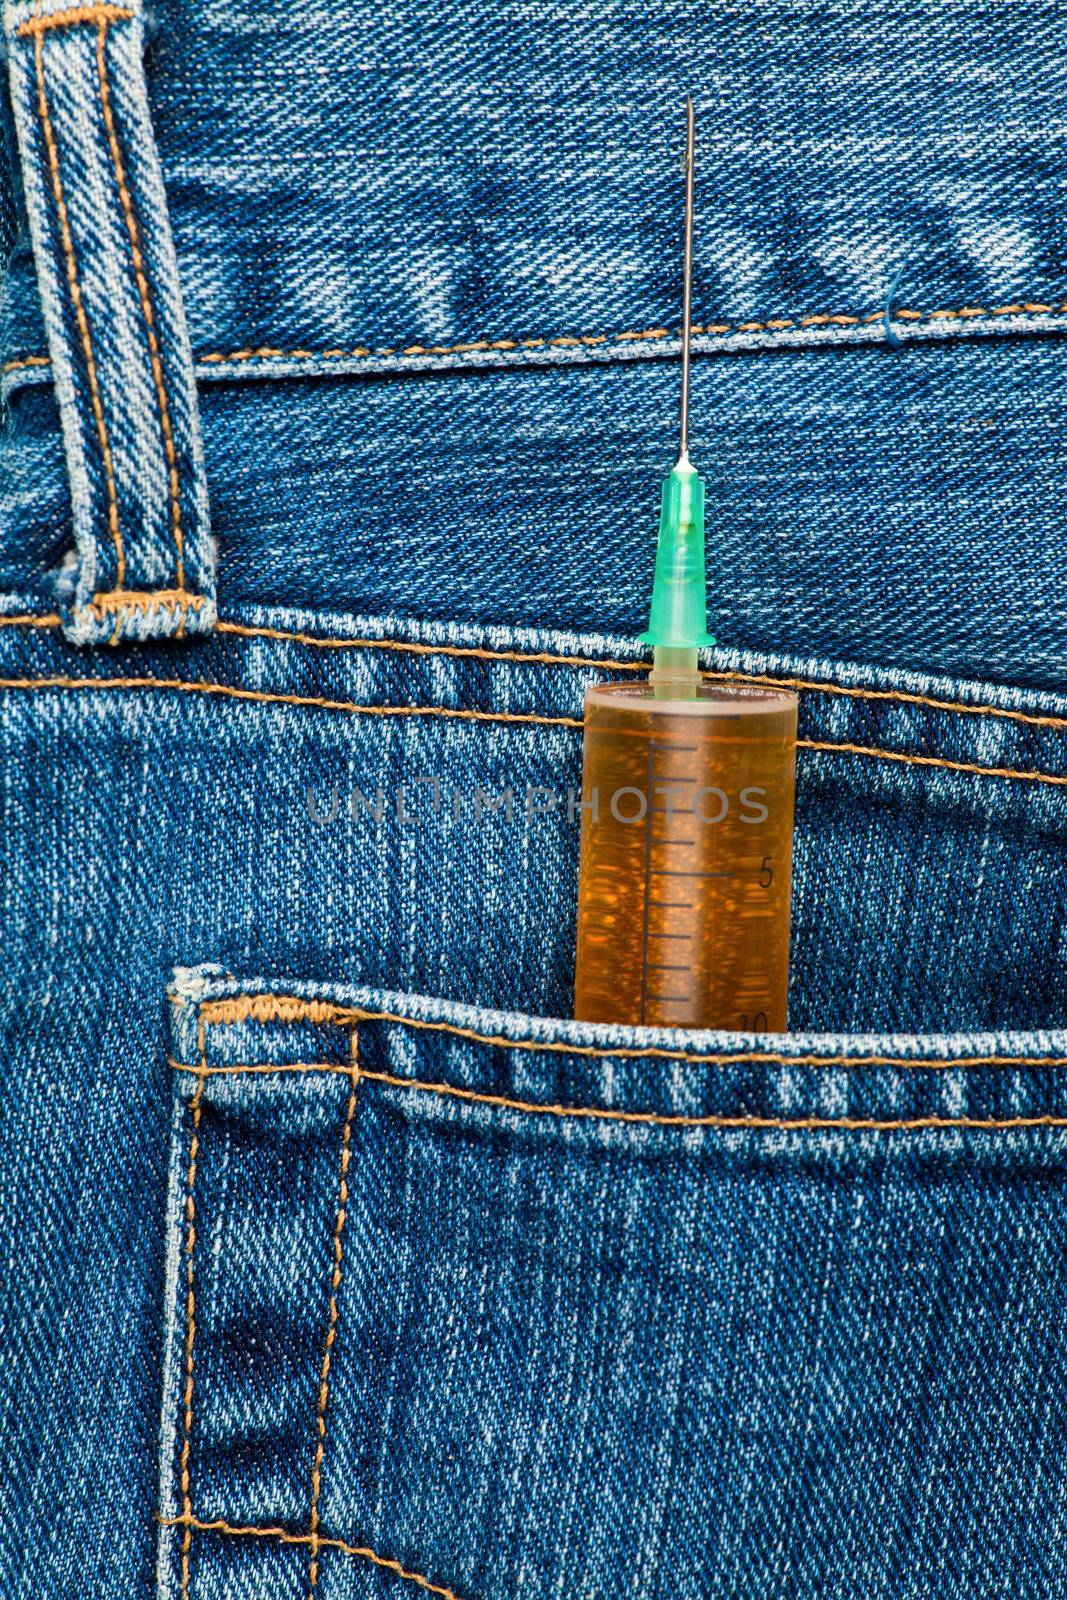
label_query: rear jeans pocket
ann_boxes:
[157,966,1067,1600]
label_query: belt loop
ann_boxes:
[4,0,215,645]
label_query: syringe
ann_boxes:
[573,98,798,1033]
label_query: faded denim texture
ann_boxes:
[3,0,213,643]
[2,2,1067,681]
[159,970,1067,1600]
[1,3,1066,1600]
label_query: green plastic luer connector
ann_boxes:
[637,456,715,648]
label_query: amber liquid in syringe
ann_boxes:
[574,682,797,1031]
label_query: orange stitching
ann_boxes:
[0,609,1064,736]
[188,996,1067,1071]
[0,611,61,627]
[215,619,651,673]
[96,21,186,598]
[6,298,1067,379]
[140,298,1067,362]
[214,622,1067,733]
[360,1067,1067,1133]
[167,1049,1067,1077]
[0,674,582,729]
[164,1018,1062,1600]
[178,1021,206,1600]
[170,1058,364,1075]
[84,589,205,617]
[307,1038,359,1598]
[164,1035,1067,1131]
[797,736,1067,786]
[197,994,350,1027]
[15,4,132,34]
[725,672,1067,732]
[0,676,1064,781]
[159,1514,464,1600]
[31,24,124,582]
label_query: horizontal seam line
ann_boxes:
[0,612,60,628]
[796,737,1066,784]
[169,1057,1067,1133]
[186,997,1067,1069]
[159,1514,463,1600]
[0,612,1063,732]
[5,297,1066,374]
[359,1070,1067,1132]
[167,1052,1067,1077]
[0,676,581,728]
[215,624,1067,730]
[0,677,1062,781]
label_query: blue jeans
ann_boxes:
[2,3,1066,1598]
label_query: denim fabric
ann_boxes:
[6,1,1067,361]
[3,0,213,643]
[0,605,1066,1600]
[1,2,1066,1599]
[4,338,1067,689]
[0,606,1064,1030]
[159,969,1067,1600]
[2,3,1067,677]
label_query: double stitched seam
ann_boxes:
[172,1021,461,1600]
[95,17,187,607]
[307,1034,360,1597]
[18,5,199,629]
[159,1515,465,1600]
[0,613,1063,735]
[177,1019,206,1600]
[164,1003,1060,1600]
[26,15,124,584]
[210,625,1067,731]
[0,676,1063,784]
[202,631,1067,737]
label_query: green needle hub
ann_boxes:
[637,456,715,650]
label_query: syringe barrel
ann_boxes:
[574,681,798,1032]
